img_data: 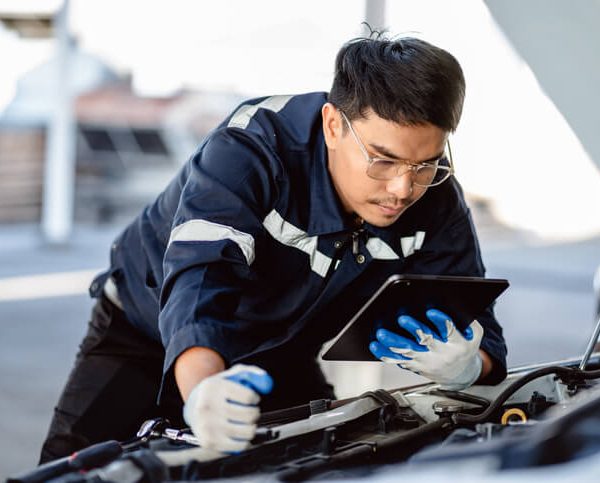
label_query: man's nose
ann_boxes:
[385,172,414,199]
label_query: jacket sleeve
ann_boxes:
[158,128,278,378]
[404,181,508,385]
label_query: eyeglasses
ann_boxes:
[339,111,454,187]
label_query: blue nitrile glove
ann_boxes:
[369,309,484,390]
[183,364,273,453]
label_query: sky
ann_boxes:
[0,0,366,105]
[1,0,600,240]
[72,0,367,96]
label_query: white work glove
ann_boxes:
[369,309,484,390]
[183,364,273,453]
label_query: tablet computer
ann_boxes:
[320,274,509,361]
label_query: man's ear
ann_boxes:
[322,103,343,149]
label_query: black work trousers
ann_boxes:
[39,295,335,463]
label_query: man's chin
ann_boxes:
[366,216,401,228]
[361,206,406,227]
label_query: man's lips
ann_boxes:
[374,203,405,215]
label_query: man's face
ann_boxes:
[322,103,448,227]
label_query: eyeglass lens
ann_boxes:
[367,158,452,186]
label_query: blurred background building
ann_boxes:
[0,24,243,225]
[1,0,599,477]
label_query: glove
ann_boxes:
[183,364,273,453]
[369,309,483,390]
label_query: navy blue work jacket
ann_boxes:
[91,92,507,386]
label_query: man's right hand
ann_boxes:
[183,364,273,453]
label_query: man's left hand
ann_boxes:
[369,309,484,390]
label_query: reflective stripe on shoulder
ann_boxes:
[168,219,255,265]
[400,231,426,258]
[263,210,332,278]
[227,95,294,129]
[366,237,400,260]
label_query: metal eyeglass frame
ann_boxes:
[339,110,455,187]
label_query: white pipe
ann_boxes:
[41,0,76,245]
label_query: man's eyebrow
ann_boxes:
[369,143,444,164]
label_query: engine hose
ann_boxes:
[429,389,491,408]
[452,365,600,425]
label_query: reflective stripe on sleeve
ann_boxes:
[228,95,294,129]
[168,219,255,265]
[263,210,332,277]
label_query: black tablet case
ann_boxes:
[321,274,509,361]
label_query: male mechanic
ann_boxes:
[40,34,506,462]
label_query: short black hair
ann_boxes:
[329,34,465,132]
